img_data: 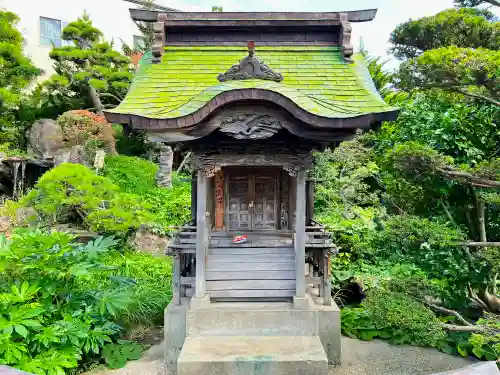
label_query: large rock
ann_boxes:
[27,119,64,159]
[129,226,169,256]
[52,224,99,244]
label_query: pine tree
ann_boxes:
[47,12,133,114]
[0,10,41,145]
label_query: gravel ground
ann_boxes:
[83,336,475,375]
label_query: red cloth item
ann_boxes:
[232,235,248,244]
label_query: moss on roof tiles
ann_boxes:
[108,46,396,120]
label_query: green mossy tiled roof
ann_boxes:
[108,46,396,120]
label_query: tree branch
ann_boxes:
[472,188,487,247]
[424,301,473,326]
[459,242,500,247]
[441,324,484,332]
[99,92,123,102]
[436,168,500,188]
[177,151,191,173]
[483,0,500,8]
[454,88,500,107]
[468,284,492,311]
[439,200,456,225]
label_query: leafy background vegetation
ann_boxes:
[0,0,499,373]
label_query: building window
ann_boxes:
[40,17,62,47]
[40,17,72,47]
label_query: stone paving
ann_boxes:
[83,336,476,375]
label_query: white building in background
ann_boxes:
[0,0,178,82]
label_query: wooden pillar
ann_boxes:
[173,253,181,305]
[195,171,207,298]
[319,253,324,298]
[323,250,332,306]
[295,169,307,299]
[214,169,224,230]
[191,172,197,222]
[306,180,315,225]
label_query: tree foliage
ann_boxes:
[389,8,499,59]
[455,0,500,7]
[42,12,132,114]
[0,10,41,147]
[397,47,500,106]
[13,163,154,237]
[377,93,500,165]
[390,5,499,107]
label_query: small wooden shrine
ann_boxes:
[105,9,398,375]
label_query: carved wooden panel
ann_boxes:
[280,170,289,230]
[226,176,250,231]
[218,43,283,82]
[152,14,166,63]
[220,113,282,140]
[340,13,353,60]
[192,152,313,177]
[215,169,224,230]
[254,176,277,230]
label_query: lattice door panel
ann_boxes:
[226,177,250,231]
[253,176,277,230]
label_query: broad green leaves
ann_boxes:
[0,230,134,374]
[102,341,143,369]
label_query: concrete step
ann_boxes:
[177,336,328,375]
[186,302,317,336]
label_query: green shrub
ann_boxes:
[0,230,132,374]
[88,250,172,326]
[17,163,153,237]
[342,290,446,347]
[352,215,489,301]
[112,125,151,157]
[365,290,446,346]
[103,155,157,195]
[57,110,116,155]
[104,155,191,231]
[468,313,500,361]
[102,341,144,369]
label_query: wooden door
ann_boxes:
[226,171,278,231]
[226,176,251,231]
[253,176,278,230]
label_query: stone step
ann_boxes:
[186,303,317,336]
[177,336,327,375]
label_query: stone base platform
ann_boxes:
[177,336,328,375]
[164,297,341,374]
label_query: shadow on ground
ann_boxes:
[84,336,475,375]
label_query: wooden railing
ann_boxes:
[167,216,212,306]
[305,219,338,306]
[167,220,196,305]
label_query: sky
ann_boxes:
[156,0,462,68]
